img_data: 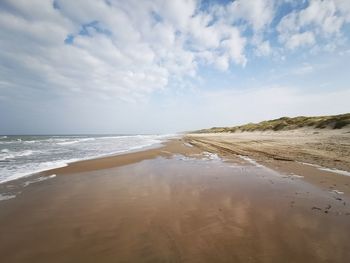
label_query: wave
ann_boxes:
[23,140,39,144]
[0,134,175,184]
[0,136,7,140]
[23,174,56,187]
[20,137,97,145]
[0,160,75,184]
[56,138,96,145]
[0,149,36,161]
[0,193,16,201]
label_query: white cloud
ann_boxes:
[335,0,350,22]
[255,40,272,57]
[299,0,343,35]
[227,0,275,32]
[0,0,349,106]
[221,34,247,67]
[216,0,275,57]
[214,55,230,71]
[285,31,316,49]
[277,0,350,50]
[278,0,344,34]
[0,0,253,102]
[154,0,197,30]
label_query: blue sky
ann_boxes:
[0,0,350,134]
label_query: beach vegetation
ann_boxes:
[193,113,350,133]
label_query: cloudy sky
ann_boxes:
[0,0,350,134]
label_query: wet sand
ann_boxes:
[1,139,350,262]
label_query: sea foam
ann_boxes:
[0,134,172,184]
[0,149,36,161]
[0,193,16,201]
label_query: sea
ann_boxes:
[0,134,172,184]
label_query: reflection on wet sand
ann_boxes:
[0,154,350,262]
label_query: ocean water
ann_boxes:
[0,134,171,183]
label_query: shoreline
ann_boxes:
[2,131,350,197]
[0,139,201,197]
[0,134,174,185]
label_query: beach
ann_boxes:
[1,1,350,262]
[1,135,350,262]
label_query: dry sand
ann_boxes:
[187,128,350,171]
[0,136,350,262]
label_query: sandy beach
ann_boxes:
[2,0,350,262]
[0,134,350,263]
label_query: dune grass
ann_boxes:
[194,113,350,133]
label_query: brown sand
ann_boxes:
[186,129,350,197]
[0,138,350,262]
[187,128,350,171]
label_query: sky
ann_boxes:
[0,0,350,134]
